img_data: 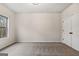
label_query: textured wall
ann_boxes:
[15,13,61,42]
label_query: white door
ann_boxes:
[62,17,72,47]
[72,14,79,51]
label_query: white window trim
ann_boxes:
[0,15,9,39]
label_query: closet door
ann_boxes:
[63,17,72,47]
[72,14,79,51]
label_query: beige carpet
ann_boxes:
[0,42,79,56]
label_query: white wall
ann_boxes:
[0,4,16,49]
[15,13,61,42]
[61,4,79,51]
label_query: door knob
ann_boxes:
[69,32,73,34]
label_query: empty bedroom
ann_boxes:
[0,3,79,56]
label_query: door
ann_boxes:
[72,14,79,51]
[62,17,72,47]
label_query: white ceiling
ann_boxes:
[4,3,71,13]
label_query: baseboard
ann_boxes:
[16,42,61,44]
[16,41,61,43]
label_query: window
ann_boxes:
[0,15,8,38]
